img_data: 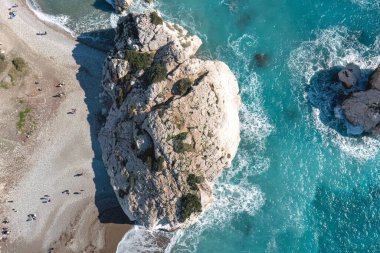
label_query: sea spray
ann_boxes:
[288,26,380,159]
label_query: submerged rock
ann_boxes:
[99,10,241,230]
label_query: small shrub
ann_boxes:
[173,132,187,141]
[12,57,27,71]
[187,174,204,190]
[0,55,7,73]
[125,50,153,72]
[116,88,125,108]
[156,156,165,172]
[173,142,193,153]
[150,12,163,26]
[172,132,193,153]
[144,63,167,84]
[181,193,202,221]
[0,82,10,89]
[138,147,155,168]
[17,107,31,131]
[172,78,192,96]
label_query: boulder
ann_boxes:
[369,65,380,91]
[342,89,380,135]
[114,0,133,14]
[338,63,361,88]
[99,10,241,230]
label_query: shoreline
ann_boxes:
[0,0,133,252]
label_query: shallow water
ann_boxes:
[32,0,380,252]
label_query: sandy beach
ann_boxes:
[0,0,132,252]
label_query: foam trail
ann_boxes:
[288,26,380,160]
[116,226,173,253]
[351,0,380,11]
[26,0,73,35]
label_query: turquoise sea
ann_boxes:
[30,0,380,252]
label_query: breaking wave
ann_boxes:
[288,26,380,159]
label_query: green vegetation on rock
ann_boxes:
[0,54,7,74]
[156,156,165,172]
[17,107,31,131]
[12,57,27,71]
[172,78,193,96]
[187,174,204,190]
[181,193,202,221]
[150,12,163,26]
[125,50,154,72]
[144,63,167,84]
[172,132,194,153]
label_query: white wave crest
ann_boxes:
[312,109,380,159]
[288,26,380,160]
[116,226,173,253]
[351,0,380,11]
[26,0,73,35]
[165,181,265,253]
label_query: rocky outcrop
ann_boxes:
[110,0,133,14]
[369,65,380,91]
[337,64,380,135]
[99,10,241,230]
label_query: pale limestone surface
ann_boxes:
[99,10,241,230]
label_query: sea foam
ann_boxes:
[288,26,380,160]
[26,0,73,35]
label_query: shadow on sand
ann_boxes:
[72,32,133,225]
[307,66,371,136]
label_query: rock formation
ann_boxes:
[341,65,380,135]
[99,10,241,230]
[109,0,133,14]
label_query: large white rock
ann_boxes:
[99,10,241,230]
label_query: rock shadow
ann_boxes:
[307,66,371,136]
[309,183,380,252]
[93,0,115,13]
[72,33,133,225]
[77,28,116,52]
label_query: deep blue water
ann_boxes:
[32,0,380,252]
